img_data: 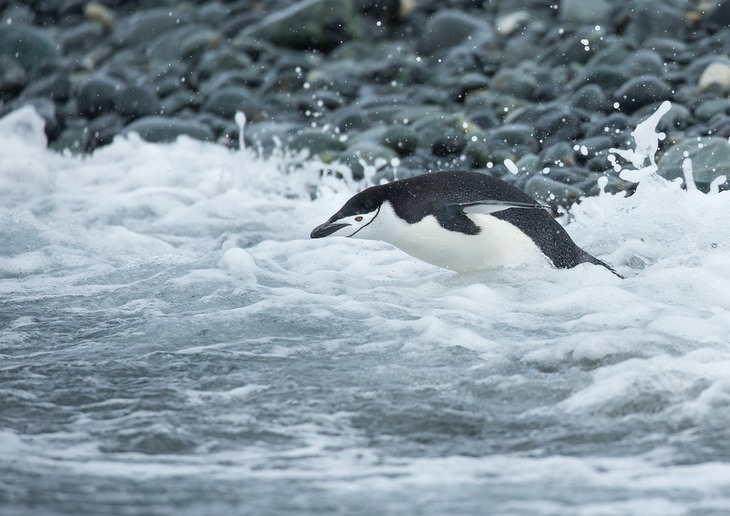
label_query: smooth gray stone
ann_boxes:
[658,137,730,190]
[0,24,59,71]
[243,0,362,52]
[417,9,494,55]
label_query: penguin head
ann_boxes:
[310,186,385,239]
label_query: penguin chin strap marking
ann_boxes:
[348,205,381,238]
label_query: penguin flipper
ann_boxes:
[457,200,548,215]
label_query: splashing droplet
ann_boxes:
[235,111,246,151]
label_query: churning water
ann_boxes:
[2,105,730,515]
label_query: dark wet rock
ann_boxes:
[463,90,530,122]
[87,112,124,149]
[462,139,491,168]
[586,149,614,172]
[417,9,493,56]
[524,175,584,208]
[357,0,416,22]
[432,45,493,79]
[368,55,430,86]
[508,106,583,148]
[287,130,347,158]
[617,1,688,43]
[585,40,632,68]
[196,47,254,81]
[646,37,689,63]
[21,72,71,102]
[197,2,234,26]
[200,70,264,96]
[203,87,264,121]
[502,28,541,64]
[77,75,125,118]
[243,0,363,52]
[613,75,673,114]
[331,104,370,132]
[692,98,730,123]
[113,8,190,48]
[147,26,220,62]
[491,68,537,100]
[559,0,612,24]
[431,130,468,157]
[542,166,590,186]
[623,49,666,78]
[467,108,500,131]
[658,137,730,190]
[289,59,360,98]
[0,57,28,99]
[585,112,633,139]
[116,85,162,120]
[197,111,236,139]
[452,72,490,102]
[541,142,577,168]
[706,0,730,29]
[0,24,59,71]
[220,12,263,39]
[310,90,346,111]
[49,125,89,154]
[485,124,539,152]
[546,32,605,67]
[1,4,35,26]
[515,152,540,171]
[571,84,610,112]
[576,136,614,157]
[288,90,345,117]
[706,116,730,138]
[228,34,279,61]
[409,113,463,147]
[124,116,215,143]
[533,68,563,102]
[535,109,583,147]
[380,125,418,157]
[572,65,629,94]
[59,22,105,54]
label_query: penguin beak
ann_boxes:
[310,221,350,238]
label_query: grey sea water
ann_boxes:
[2,108,730,515]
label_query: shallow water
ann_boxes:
[2,107,730,515]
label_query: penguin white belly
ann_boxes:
[361,203,548,272]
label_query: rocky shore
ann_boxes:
[2,0,730,206]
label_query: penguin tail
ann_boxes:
[582,252,624,279]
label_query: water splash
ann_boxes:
[608,100,671,183]
[235,111,246,152]
[231,110,354,199]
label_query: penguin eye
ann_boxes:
[364,199,373,209]
[354,216,363,222]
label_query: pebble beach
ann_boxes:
[3,0,730,205]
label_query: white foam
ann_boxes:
[2,105,730,510]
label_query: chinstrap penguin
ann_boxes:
[311,171,619,276]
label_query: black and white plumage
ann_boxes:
[311,171,618,275]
